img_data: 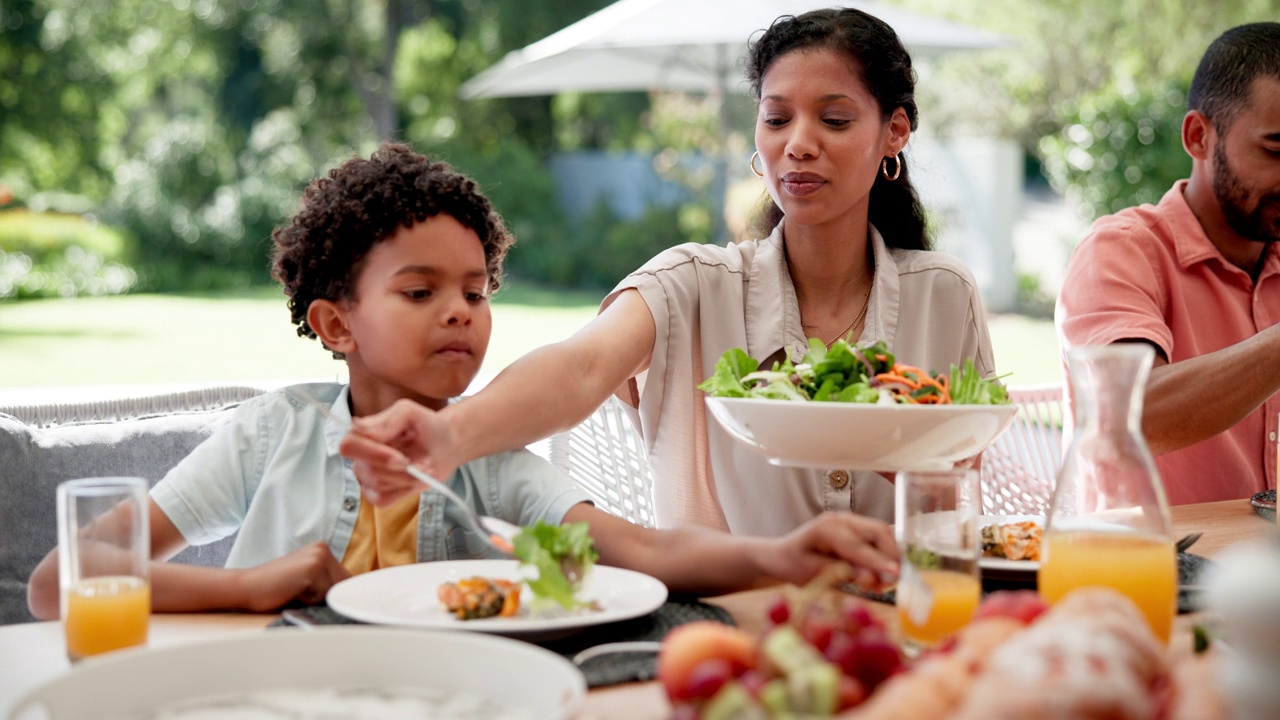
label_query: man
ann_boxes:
[1056,22,1280,505]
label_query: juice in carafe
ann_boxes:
[897,569,982,648]
[64,575,150,660]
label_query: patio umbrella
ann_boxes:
[461,0,1009,239]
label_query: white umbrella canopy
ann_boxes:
[460,0,1009,100]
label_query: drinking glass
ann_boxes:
[1039,344,1176,643]
[57,477,151,661]
[895,467,982,657]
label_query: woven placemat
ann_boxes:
[843,552,1213,615]
[269,597,732,688]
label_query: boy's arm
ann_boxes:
[28,499,349,619]
[563,504,899,597]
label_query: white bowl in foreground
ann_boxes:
[9,627,584,720]
[705,397,1018,471]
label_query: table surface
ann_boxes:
[0,499,1271,719]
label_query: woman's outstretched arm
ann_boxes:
[343,289,656,505]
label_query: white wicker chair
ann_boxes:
[547,396,657,528]
[981,382,1066,516]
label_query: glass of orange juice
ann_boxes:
[895,468,982,657]
[57,477,150,662]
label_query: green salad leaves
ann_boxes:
[512,520,599,610]
[697,338,1010,406]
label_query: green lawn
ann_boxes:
[0,285,1062,396]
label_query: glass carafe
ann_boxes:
[1038,344,1176,643]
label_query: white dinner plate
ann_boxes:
[977,514,1043,580]
[8,627,585,720]
[326,560,668,637]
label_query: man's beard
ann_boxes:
[1213,135,1280,244]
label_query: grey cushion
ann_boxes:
[0,408,242,625]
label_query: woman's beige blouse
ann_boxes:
[602,222,997,535]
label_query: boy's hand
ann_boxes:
[340,399,464,506]
[234,542,350,612]
[763,513,899,591]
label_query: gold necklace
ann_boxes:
[822,271,875,348]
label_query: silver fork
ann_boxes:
[286,389,520,556]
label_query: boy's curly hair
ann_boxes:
[271,142,514,354]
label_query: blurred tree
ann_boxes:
[890,0,1279,219]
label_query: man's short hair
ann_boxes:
[1188,22,1280,130]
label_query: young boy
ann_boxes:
[28,142,897,618]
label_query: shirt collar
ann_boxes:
[322,385,354,456]
[744,219,896,364]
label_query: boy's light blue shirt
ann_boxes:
[150,382,590,569]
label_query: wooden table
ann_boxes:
[0,500,1271,719]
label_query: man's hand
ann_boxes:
[340,399,464,506]
[233,542,350,612]
[762,512,900,592]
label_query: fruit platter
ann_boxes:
[656,581,1223,719]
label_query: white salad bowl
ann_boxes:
[705,396,1019,471]
[9,627,585,720]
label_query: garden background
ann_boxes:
[2,0,1276,401]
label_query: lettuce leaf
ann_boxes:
[948,358,1010,405]
[512,520,598,611]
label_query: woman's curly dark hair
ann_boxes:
[271,142,514,353]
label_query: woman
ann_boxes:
[342,8,997,535]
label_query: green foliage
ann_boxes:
[0,211,136,299]
[1039,82,1191,220]
[567,199,711,289]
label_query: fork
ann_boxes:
[1175,532,1203,554]
[286,389,520,556]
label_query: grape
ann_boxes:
[850,633,902,692]
[766,596,791,625]
[737,669,769,699]
[823,631,859,674]
[837,674,867,710]
[801,615,836,653]
[841,600,878,633]
[685,658,735,700]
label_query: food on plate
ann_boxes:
[437,577,521,620]
[698,339,1009,405]
[979,520,1043,561]
[512,520,598,611]
[434,522,599,619]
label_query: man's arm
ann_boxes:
[1138,323,1280,455]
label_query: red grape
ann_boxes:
[684,658,735,700]
[766,596,791,625]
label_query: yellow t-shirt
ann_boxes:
[341,494,419,575]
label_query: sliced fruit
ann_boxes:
[658,622,758,701]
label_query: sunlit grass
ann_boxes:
[0,284,1061,397]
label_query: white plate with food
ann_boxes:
[978,515,1043,580]
[8,627,585,720]
[326,559,668,637]
[706,397,1019,471]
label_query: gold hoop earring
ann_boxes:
[881,153,902,181]
[750,151,765,178]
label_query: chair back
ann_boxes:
[982,382,1066,516]
[547,396,657,527]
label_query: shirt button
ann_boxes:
[1270,431,1277,443]
[343,496,357,512]
[828,470,850,489]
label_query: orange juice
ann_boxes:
[897,569,982,648]
[1038,531,1176,643]
[64,576,150,660]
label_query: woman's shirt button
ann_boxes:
[828,470,850,489]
